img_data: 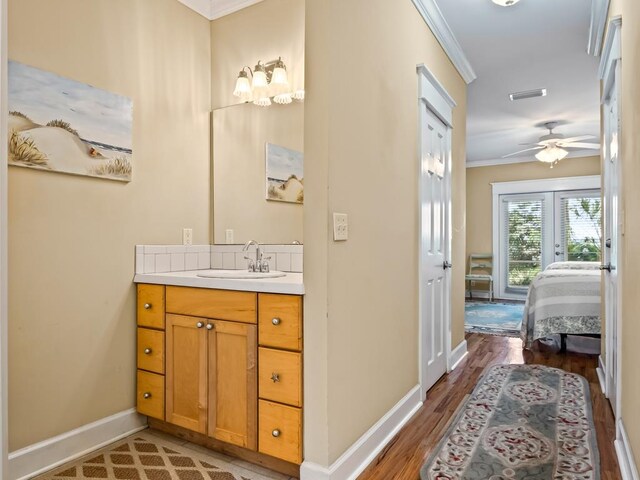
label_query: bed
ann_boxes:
[520,262,601,350]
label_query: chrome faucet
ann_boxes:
[242,240,271,273]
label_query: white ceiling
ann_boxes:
[178,0,264,20]
[435,0,601,164]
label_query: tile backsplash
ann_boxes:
[136,244,303,274]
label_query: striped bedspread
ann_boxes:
[521,268,601,349]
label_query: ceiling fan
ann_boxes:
[503,121,600,166]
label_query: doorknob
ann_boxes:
[555,251,564,256]
[443,261,452,270]
[606,238,612,248]
[600,263,615,272]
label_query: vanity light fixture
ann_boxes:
[491,0,521,6]
[232,57,304,107]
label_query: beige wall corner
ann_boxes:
[620,0,640,469]
[303,0,466,466]
[210,0,305,110]
[8,0,211,450]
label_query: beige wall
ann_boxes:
[466,156,601,276]
[8,0,211,450]
[210,0,305,245]
[304,0,466,465]
[210,0,304,110]
[619,0,640,467]
[212,102,304,244]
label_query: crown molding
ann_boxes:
[211,0,264,20]
[466,150,600,168]
[599,16,622,80]
[411,0,477,84]
[587,0,611,56]
[177,0,265,21]
[177,0,212,19]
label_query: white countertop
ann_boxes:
[134,270,304,295]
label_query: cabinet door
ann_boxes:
[208,320,257,450]
[166,314,208,434]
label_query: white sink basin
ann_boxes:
[196,269,286,279]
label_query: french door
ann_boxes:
[498,189,601,299]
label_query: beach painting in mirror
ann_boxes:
[266,143,303,204]
[8,60,133,182]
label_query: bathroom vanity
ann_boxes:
[134,269,304,476]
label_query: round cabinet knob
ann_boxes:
[144,348,152,355]
[271,318,281,326]
[196,321,204,328]
[206,323,214,330]
[272,429,281,438]
[271,372,280,383]
[143,392,152,399]
[144,303,152,310]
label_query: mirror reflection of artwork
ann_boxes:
[8,60,133,182]
[266,143,303,204]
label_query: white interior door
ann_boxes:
[420,106,451,395]
[603,76,620,415]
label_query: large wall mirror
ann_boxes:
[212,102,304,244]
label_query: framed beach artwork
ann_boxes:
[265,143,304,204]
[8,60,133,182]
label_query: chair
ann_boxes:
[466,254,493,302]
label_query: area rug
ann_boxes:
[36,430,277,480]
[465,301,524,336]
[420,364,600,480]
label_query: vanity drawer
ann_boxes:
[137,370,165,420]
[258,400,302,464]
[166,286,257,323]
[258,294,302,351]
[259,348,301,407]
[137,328,165,374]
[137,284,165,329]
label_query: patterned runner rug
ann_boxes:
[421,364,600,479]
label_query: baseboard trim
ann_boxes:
[596,355,607,397]
[9,408,147,480]
[465,290,492,299]
[616,419,640,480]
[300,385,422,480]
[449,339,468,372]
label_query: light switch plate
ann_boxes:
[333,213,348,241]
[225,229,234,244]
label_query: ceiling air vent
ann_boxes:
[509,88,547,101]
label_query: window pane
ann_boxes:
[506,199,543,287]
[562,196,601,262]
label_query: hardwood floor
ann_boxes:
[357,333,620,480]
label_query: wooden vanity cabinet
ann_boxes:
[136,284,303,469]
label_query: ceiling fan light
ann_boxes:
[491,0,520,6]
[535,146,568,163]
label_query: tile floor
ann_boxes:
[35,428,296,480]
